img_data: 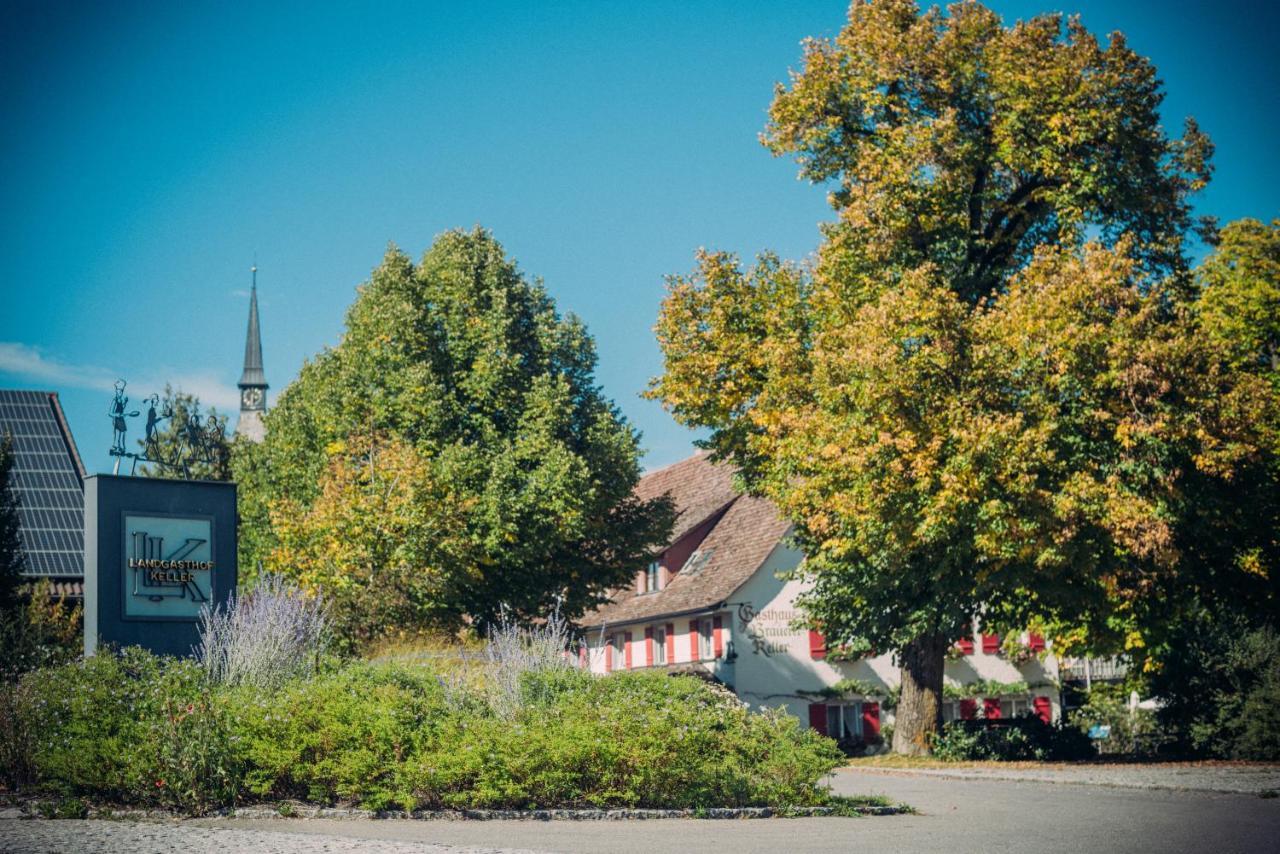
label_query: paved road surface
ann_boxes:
[3,768,1277,853]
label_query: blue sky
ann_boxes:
[2,0,1276,473]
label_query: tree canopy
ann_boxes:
[650,0,1277,753]
[136,386,232,481]
[235,228,673,644]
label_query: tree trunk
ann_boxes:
[891,632,949,756]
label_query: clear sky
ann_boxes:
[2,0,1276,474]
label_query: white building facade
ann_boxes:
[581,453,1061,748]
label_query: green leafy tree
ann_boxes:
[135,386,232,481]
[1198,218,1280,387]
[0,433,24,610]
[235,228,673,644]
[650,0,1276,754]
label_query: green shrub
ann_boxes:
[1068,684,1169,757]
[230,662,449,810]
[412,671,842,809]
[12,647,242,812]
[931,715,1093,761]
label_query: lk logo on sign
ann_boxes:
[123,514,214,619]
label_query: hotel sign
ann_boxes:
[124,514,214,619]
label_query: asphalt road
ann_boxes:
[189,769,1279,854]
[5,768,1278,854]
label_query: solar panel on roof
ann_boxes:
[0,390,85,578]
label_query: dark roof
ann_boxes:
[0,390,85,578]
[582,454,792,628]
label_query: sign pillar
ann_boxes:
[84,475,237,657]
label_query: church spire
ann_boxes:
[239,265,267,388]
[236,265,268,442]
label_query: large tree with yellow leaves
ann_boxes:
[650,0,1278,753]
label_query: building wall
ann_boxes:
[585,537,1062,737]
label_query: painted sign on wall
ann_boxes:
[123,514,215,618]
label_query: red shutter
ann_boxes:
[644,626,654,667]
[713,615,724,658]
[579,645,587,670]
[665,623,675,663]
[604,637,613,673]
[983,697,1001,719]
[862,702,881,739]
[982,633,1000,654]
[689,620,699,660]
[959,698,977,720]
[808,703,828,736]
[957,635,974,655]
[808,629,828,660]
[1028,632,1045,652]
[1034,696,1052,724]
[624,632,633,669]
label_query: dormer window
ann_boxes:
[644,560,661,593]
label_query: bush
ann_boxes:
[1068,684,1169,757]
[0,580,82,682]
[196,572,329,692]
[931,715,1093,762]
[411,671,842,809]
[9,647,241,811]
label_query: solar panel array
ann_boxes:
[0,390,85,578]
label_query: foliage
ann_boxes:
[196,572,330,692]
[136,386,232,481]
[479,604,578,720]
[1067,684,1168,757]
[931,715,1093,762]
[1197,218,1280,391]
[0,433,23,610]
[1148,616,1280,759]
[649,0,1277,754]
[235,228,674,644]
[9,649,842,813]
[941,679,1031,700]
[7,648,241,811]
[0,579,82,682]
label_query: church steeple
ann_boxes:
[236,265,268,442]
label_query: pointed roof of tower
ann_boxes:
[239,266,267,388]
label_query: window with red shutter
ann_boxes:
[712,615,724,658]
[983,697,1001,719]
[1033,696,1052,724]
[957,636,974,655]
[982,633,1000,654]
[1028,632,1045,652]
[665,623,675,663]
[808,629,828,660]
[689,620,699,660]
[959,698,977,720]
[624,631,633,669]
[862,702,881,739]
[808,703,828,736]
[644,626,654,667]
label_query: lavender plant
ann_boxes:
[481,604,580,719]
[196,573,329,692]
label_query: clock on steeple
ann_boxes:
[236,265,268,442]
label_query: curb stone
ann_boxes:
[2,804,906,821]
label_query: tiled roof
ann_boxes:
[634,451,739,544]
[582,454,792,628]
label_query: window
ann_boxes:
[699,619,714,660]
[826,703,864,741]
[654,625,667,664]
[644,561,661,593]
[1000,698,1028,719]
[610,634,625,671]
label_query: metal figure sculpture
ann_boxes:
[109,380,140,466]
[108,380,228,478]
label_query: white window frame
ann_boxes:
[644,561,661,593]
[610,634,625,670]
[654,625,667,664]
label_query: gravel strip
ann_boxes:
[845,762,1280,795]
[0,819,538,854]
